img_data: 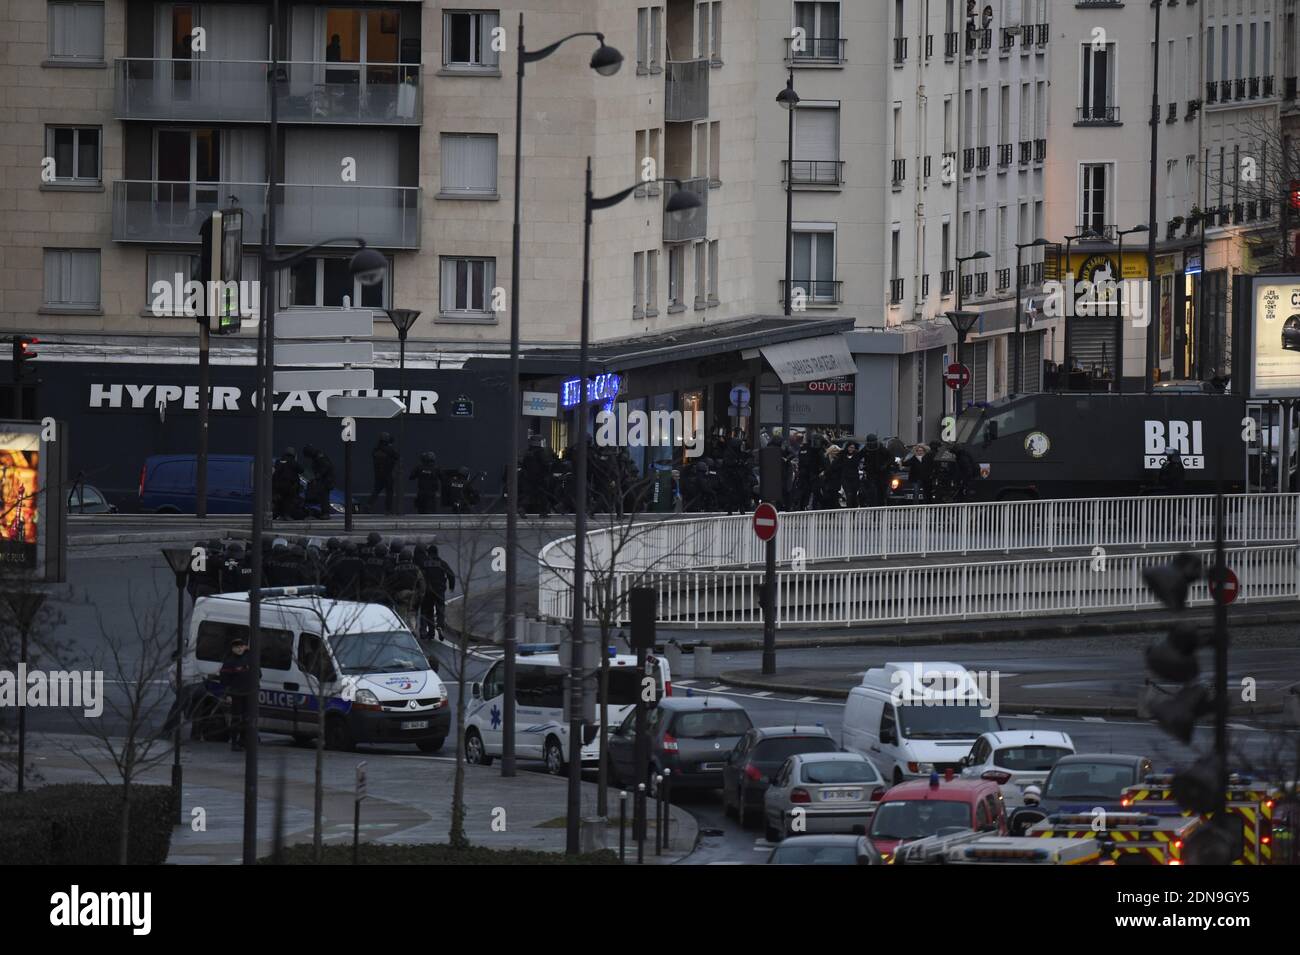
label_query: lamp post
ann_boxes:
[5,592,45,794]
[385,308,421,516]
[953,251,989,413]
[1061,229,1095,389]
[506,18,622,779]
[1145,0,1164,394]
[1013,238,1048,396]
[945,310,980,417]
[570,162,701,853]
[161,547,191,823]
[1116,224,1149,393]
[777,70,799,446]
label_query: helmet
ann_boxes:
[389,539,404,554]
[282,447,296,459]
[864,434,880,451]
[366,531,383,547]
[225,542,244,559]
[413,544,428,560]
[289,544,306,559]
[458,466,470,477]
[272,537,288,550]
[379,432,392,444]
[1022,785,1042,806]
[528,434,544,447]
[302,445,317,458]
[343,541,359,555]
[421,451,436,464]
[399,547,415,563]
[326,537,341,551]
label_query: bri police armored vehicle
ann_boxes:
[951,391,1249,501]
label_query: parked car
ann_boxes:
[763,751,886,842]
[722,725,839,828]
[139,453,344,515]
[1038,754,1153,815]
[765,834,883,866]
[67,483,116,514]
[959,730,1075,806]
[868,775,1007,861]
[607,695,751,791]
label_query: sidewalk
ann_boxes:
[24,733,696,865]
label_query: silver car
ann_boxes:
[764,752,886,842]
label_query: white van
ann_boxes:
[841,662,1003,785]
[185,591,449,752]
[463,645,671,775]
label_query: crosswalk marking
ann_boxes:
[797,696,820,702]
[1081,716,1105,722]
[750,691,773,698]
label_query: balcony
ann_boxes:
[941,269,954,295]
[891,158,906,186]
[663,177,708,242]
[1076,105,1120,125]
[785,36,847,65]
[112,180,421,249]
[978,27,993,53]
[1000,28,1016,53]
[1264,76,1275,97]
[960,273,972,298]
[114,58,422,125]
[1017,263,1032,286]
[1078,223,1116,241]
[976,146,990,170]
[997,143,1013,167]
[996,268,1010,291]
[1262,199,1274,219]
[1034,138,1046,161]
[942,150,956,179]
[780,279,842,305]
[893,36,908,64]
[783,160,845,186]
[1235,78,1247,100]
[963,147,976,173]
[1249,76,1260,99]
[1185,99,1201,119]
[889,278,904,304]
[1166,101,1178,122]
[1019,140,1033,164]
[665,58,710,122]
[974,271,988,295]
[944,31,958,58]
[1032,261,1045,283]
[1036,23,1049,46]
[1206,80,1219,103]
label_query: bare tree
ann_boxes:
[0,565,68,790]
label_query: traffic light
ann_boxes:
[198,208,244,334]
[1289,180,1300,211]
[1143,553,1214,744]
[12,335,38,382]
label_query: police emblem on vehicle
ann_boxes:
[1024,432,1051,458]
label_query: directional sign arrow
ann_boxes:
[275,309,376,339]
[277,341,374,366]
[274,368,374,393]
[326,395,405,419]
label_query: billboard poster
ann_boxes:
[0,427,41,569]
[1250,278,1300,398]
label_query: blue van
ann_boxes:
[139,454,344,515]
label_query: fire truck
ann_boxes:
[890,830,1102,865]
[1119,773,1292,865]
[1027,811,1203,865]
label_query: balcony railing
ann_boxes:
[1264,76,1275,97]
[114,58,422,124]
[1262,198,1274,219]
[996,268,1011,290]
[1235,78,1247,99]
[783,159,845,185]
[1018,263,1032,286]
[785,36,847,64]
[1034,138,1046,161]
[893,36,908,63]
[1286,77,1297,100]
[944,31,958,58]
[1185,98,1201,119]
[665,58,710,122]
[997,143,1013,167]
[923,155,931,179]
[1206,80,1219,103]
[963,147,976,172]
[1078,223,1116,241]
[663,177,708,241]
[889,278,905,304]
[1036,23,1049,46]
[891,158,906,184]
[1032,261,1045,284]
[976,145,990,169]
[1249,76,1260,98]
[1076,105,1120,124]
[978,27,993,52]
[780,279,842,305]
[942,150,956,178]
[924,34,933,58]
[960,273,973,297]
[921,273,930,296]
[1166,101,1178,122]
[1000,28,1016,52]
[974,271,988,295]
[941,269,954,295]
[1019,140,1033,164]
[112,180,421,248]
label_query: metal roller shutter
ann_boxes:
[1070,318,1118,379]
[1019,331,1043,393]
[968,340,989,403]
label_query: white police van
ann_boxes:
[184,587,449,752]
[463,644,670,774]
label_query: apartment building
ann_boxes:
[953,0,1052,408]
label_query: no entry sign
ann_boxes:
[944,363,971,390]
[1208,567,1239,605]
[752,502,779,542]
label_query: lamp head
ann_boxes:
[161,546,191,577]
[385,308,421,335]
[664,185,703,213]
[776,77,800,110]
[349,244,388,287]
[945,309,980,336]
[590,41,624,76]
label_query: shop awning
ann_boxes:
[760,334,857,384]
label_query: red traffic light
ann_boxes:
[1290,180,1300,210]
[20,336,38,359]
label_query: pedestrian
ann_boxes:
[818,443,844,509]
[1161,447,1187,493]
[327,541,364,600]
[793,432,821,510]
[271,446,304,520]
[188,538,223,604]
[359,532,390,604]
[1008,784,1047,836]
[419,543,456,633]
[410,451,440,514]
[520,434,556,517]
[384,547,426,635]
[219,634,256,751]
[841,441,863,508]
[219,541,254,593]
[302,445,335,520]
[369,432,400,515]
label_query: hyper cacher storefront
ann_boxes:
[25,343,513,508]
[520,316,858,474]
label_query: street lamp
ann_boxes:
[953,251,988,413]
[385,308,421,516]
[945,309,980,417]
[1013,238,1048,396]
[161,546,191,824]
[505,18,622,780]
[1061,228,1096,389]
[5,591,45,794]
[777,69,799,447]
[567,161,701,853]
[1116,224,1149,394]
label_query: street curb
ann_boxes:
[714,671,1289,719]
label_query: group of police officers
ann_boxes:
[188,532,457,639]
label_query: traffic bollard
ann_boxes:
[637,783,646,864]
[619,790,628,863]
[655,774,664,856]
[663,769,672,850]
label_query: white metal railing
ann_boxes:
[541,544,1300,628]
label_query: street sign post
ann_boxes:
[944,363,972,390]
[275,309,376,339]
[277,341,374,366]
[325,395,405,419]
[273,368,375,393]
[353,760,368,865]
[1208,567,1239,605]
[752,502,779,541]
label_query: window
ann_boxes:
[43,249,99,310]
[440,256,496,317]
[147,252,196,316]
[1080,42,1114,120]
[637,6,663,72]
[709,120,721,184]
[794,104,840,183]
[633,251,646,316]
[481,662,503,701]
[443,9,500,69]
[793,1,840,60]
[297,633,336,683]
[286,255,389,310]
[1080,163,1111,233]
[708,239,719,303]
[709,1,722,61]
[47,1,103,62]
[45,126,100,183]
[792,228,835,301]
[668,245,685,309]
[694,241,707,307]
[646,249,659,313]
[516,665,563,709]
[697,1,722,60]
[439,133,498,196]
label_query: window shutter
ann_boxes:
[441,133,497,194]
[795,107,839,162]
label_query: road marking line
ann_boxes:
[1081,716,1106,722]
[751,691,773,698]
[797,696,820,702]
[675,679,696,686]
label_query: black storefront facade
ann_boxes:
[28,349,513,508]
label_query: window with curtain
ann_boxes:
[793,230,835,301]
[1080,42,1113,117]
[1080,163,1110,233]
[694,242,707,306]
[440,256,496,317]
[285,255,389,309]
[147,252,197,315]
[795,106,840,181]
[443,10,500,68]
[44,249,100,309]
[47,1,103,62]
[45,126,100,182]
[440,133,498,196]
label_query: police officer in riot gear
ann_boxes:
[302,445,335,520]
[521,434,556,517]
[219,541,254,593]
[385,547,426,634]
[369,432,400,515]
[418,543,456,634]
[410,451,440,514]
[327,541,364,600]
[272,447,304,520]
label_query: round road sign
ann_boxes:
[944,363,972,390]
[1208,567,1239,605]
[752,502,779,542]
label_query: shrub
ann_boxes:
[0,784,176,865]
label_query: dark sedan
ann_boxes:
[766,834,883,865]
[608,695,752,790]
[1039,754,1153,815]
[722,725,839,828]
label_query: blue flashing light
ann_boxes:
[929,771,941,788]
